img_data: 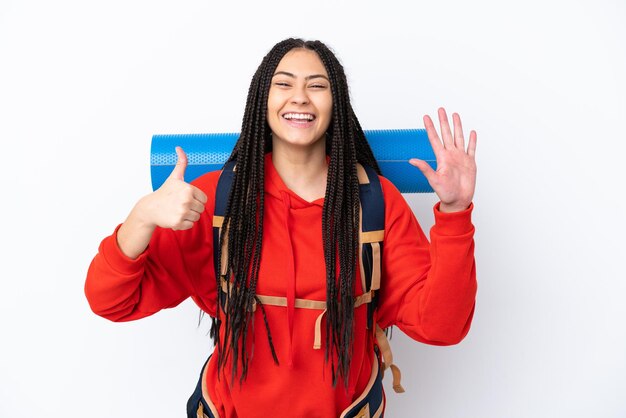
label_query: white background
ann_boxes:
[1,0,625,417]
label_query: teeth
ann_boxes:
[284,113,314,121]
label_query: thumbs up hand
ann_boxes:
[140,146,208,231]
[168,145,189,182]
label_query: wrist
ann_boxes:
[438,201,470,213]
[131,195,158,230]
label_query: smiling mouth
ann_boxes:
[282,112,316,121]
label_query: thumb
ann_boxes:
[409,158,435,182]
[169,146,188,181]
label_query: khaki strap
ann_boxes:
[313,309,326,350]
[295,299,327,310]
[212,215,224,228]
[255,294,287,308]
[376,324,404,393]
[354,291,373,307]
[220,278,372,310]
[220,278,373,350]
[220,226,229,277]
[372,397,384,418]
[390,364,405,394]
[370,242,381,291]
[220,279,331,311]
[312,293,373,350]
[358,204,367,294]
[256,295,328,310]
[339,354,380,418]
[196,402,212,418]
[360,230,385,243]
[375,325,393,369]
[213,214,228,277]
[355,403,370,418]
[220,278,232,293]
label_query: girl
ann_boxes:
[85,38,478,417]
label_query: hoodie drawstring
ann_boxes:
[280,191,296,368]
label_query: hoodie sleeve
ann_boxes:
[84,172,220,322]
[376,177,477,345]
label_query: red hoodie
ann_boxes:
[85,153,477,417]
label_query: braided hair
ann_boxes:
[211,38,380,388]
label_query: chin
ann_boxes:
[274,133,325,149]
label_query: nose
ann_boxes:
[290,84,309,105]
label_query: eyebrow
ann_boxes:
[272,71,329,82]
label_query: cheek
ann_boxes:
[266,93,277,114]
[266,94,280,124]
[267,87,284,110]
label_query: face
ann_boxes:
[267,48,333,152]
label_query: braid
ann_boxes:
[211,38,380,388]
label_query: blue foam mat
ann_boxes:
[150,129,435,193]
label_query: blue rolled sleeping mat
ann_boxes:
[150,129,435,193]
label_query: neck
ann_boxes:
[271,139,328,202]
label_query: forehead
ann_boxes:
[274,48,328,76]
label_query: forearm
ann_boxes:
[400,202,477,344]
[116,197,156,259]
[398,234,476,344]
[85,222,190,322]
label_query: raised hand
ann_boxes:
[116,146,208,259]
[140,146,208,230]
[409,108,477,213]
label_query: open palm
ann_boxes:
[409,107,477,213]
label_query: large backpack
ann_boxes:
[211,161,403,393]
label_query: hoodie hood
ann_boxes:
[262,152,329,367]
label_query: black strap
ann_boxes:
[359,165,385,329]
[213,161,236,311]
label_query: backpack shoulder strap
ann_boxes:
[212,161,236,282]
[357,164,405,393]
[356,164,385,330]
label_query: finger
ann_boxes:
[169,146,188,181]
[423,114,444,152]
[452,112,465,150]
[184,210,201,223]
[467,130,477,158]
[438,107,454,149]
[409,158,436,183]
[172,220,194,231]
[188,199,205,214]
[191,186,208,204]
